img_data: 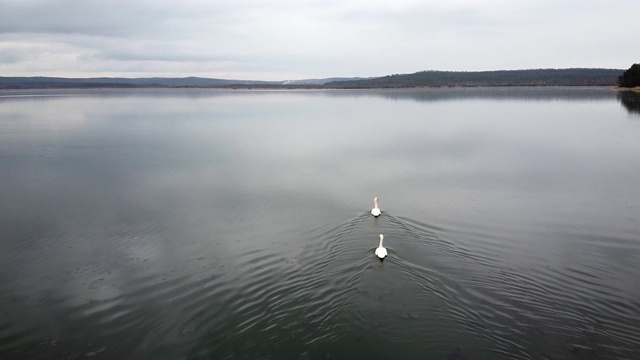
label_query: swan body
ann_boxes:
[375,234,387,259]
[371,197,381,217]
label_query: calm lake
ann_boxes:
[1,87,639,359]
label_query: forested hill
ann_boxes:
[0,69,624,89]
[0,76,278,89]
[325,69,622,88]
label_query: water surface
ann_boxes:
[1,87,639,359]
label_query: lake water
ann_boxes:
[1,87,639,359]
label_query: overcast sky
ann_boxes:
[0,0,637,80]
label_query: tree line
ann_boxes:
[618,63,640,88]
[1,68,631,89]
[324,69,622,88]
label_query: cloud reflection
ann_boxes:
[2,88,640,358]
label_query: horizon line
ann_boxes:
[0,67,625,82]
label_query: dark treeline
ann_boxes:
[0,76,278,89]
[618,63,640,88]
[0,68,624,90]
[324,69,622,88]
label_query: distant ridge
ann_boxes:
[0,69,624,89]
[0,76,278,89]
[324,68,623,88]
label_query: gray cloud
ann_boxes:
[89,49,242,64]
[0,0,638,80]
[0,1,153,36]
[0,51,25,64]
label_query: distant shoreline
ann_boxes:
[0,69,623,90]
[0,84,623,91]
[0,85,622,92]
[615,86,640,92]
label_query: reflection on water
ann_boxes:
[0,88,639,359]
[618,90,640,114]
[324,86,619,103]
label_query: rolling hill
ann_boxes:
[0,68,624,89]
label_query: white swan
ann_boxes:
[375,234,387,259]
[371,197,381,217]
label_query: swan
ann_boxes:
[375,234,387,259]
[371,197,381,217]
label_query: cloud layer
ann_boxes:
[0,0,637,80]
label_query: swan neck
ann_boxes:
[374,197,379,208]
[379,235,384,247]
